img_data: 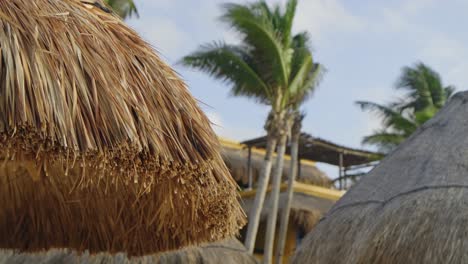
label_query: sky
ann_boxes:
[126,0,468,178]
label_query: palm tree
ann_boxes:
[181,0,320,261]
[357,62,454,153]
[275,61,322,264]
[104,0,138,19]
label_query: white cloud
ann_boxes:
[205,110,259,140]
[294,0,365,41]
[400,0,437,15]
[133,0,174,10]
[420,37,466,63]
[206,111,224,135]
[377,0,436,33]
[128,18,189,61]
[416,34,468,90]
[380,8,410,32]
[373,1,468,92]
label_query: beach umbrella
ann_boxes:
[293,92,468,264]
[0,0,245,256]
[0,239,257,264]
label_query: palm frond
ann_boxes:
[221,3,291,87]
[362,131,406,153]
[356,101,417,135]
[359,62,454,152]
[287,63,323,108]
[287,53,312,100]
[104,0,138,19]
[279,0,298,46]
[395,62,454,112]
[445,85,456,98]
[282,32,321,108]
[181,42,272,104]
[299,63,324,102]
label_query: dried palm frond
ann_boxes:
[290,209,322,234]
[0,0,245,256]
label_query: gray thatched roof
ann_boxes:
[293,92,468,263]
[0,239,257,264]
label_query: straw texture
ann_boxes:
[0,0,245,256]
[293,91,468,263]
[0,239,257,264]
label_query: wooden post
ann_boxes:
[297,157,302,180]
[247,146,253,190]
[343,167,347,190]
[338,152,344,190]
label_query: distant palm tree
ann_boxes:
[181,1,321,262]
[357,62,454,153]
[104,0,138,19]
[275,36,322,264]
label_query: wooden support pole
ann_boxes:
[338,152,344,190]
[247,146,253,190]
[297,157,302,180]
[343,167,347,190]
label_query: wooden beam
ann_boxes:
[247,146,253,189]
[338,152,344,190]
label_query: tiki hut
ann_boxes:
[0,239,257,264]
[219,138,332,188]
[293,91,468,263]
[0,0,244,256]
[242,190,337,235]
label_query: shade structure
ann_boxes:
[0,239,257,264]
[293,91,468,263]
[242,191,336,234]
[243,133,382,167]
[220,142,332,188]
[0,0,245,256]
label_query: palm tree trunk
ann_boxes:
[263,130,289,264]
[274,114,301,264]
[244,133,278,254]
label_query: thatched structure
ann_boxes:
[293,92,468,263]
[0,239,257,264]
[220,140,332,188]
[243,134,382,168]
[242,190,337,234]
[0,0,245,256]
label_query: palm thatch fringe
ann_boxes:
[0,239,258,264]
[293,92,468,263]
[0,0,245,256]
[290,209,322,234]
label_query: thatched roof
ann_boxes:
[0,239,257,264]
[220,139,332,188]
[242,190,338,233]
[0,0,244,256]
[293,92,468,263]
[243,133,382,167]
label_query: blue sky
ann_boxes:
[126,0,468,177]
